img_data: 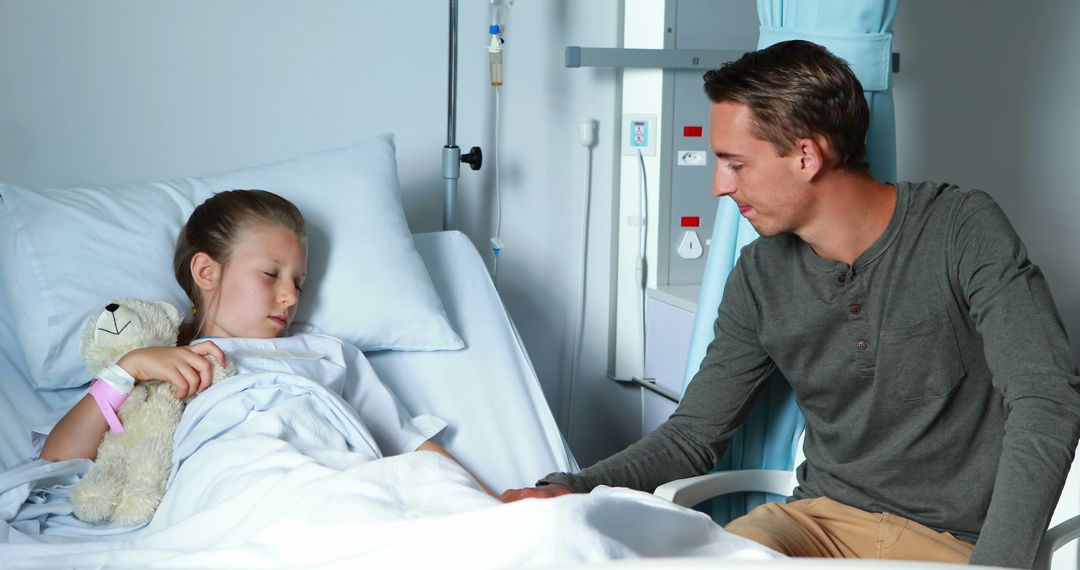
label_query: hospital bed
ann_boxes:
[0,137,787,567]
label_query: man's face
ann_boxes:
[709,101,813,237]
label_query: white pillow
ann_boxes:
[0,134,463,390]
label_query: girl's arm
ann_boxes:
[416,440,496,497]
[39,394,110,461]
[39,341,227,462]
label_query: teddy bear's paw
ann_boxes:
[71,477,119,522]
[72,497,116,523]
[209,355,237,382]
[112,491,162,526]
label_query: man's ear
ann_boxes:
[794,135,831,180]
[190,252,220,292]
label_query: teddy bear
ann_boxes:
[69,298,235,526]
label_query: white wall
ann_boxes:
[0,0,638,468]
[893,1,1080,363]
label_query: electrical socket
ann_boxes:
[621,114,657,157]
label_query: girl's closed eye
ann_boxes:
[263,270,303,293]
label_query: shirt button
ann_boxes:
[855,339,868,351]
[850,304,862,315]
[838,273,848,284]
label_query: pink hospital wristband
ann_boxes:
[89,379,128,434]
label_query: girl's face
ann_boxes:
[197,224,308,339]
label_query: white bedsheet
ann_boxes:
[1,365,780,568]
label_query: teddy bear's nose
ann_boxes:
[106,303,119,313]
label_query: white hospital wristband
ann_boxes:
[95,363,136,396]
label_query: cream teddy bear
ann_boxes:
[70,298,234,526]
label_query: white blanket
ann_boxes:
[1,370,781,568]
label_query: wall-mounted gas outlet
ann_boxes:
[676,230,703,259]
[622,114,657,156]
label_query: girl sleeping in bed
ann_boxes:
[8,188,780,567]
[40,189,492,496]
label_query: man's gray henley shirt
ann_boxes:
[542,181,1080,568]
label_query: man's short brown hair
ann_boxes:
[703,40,870,172]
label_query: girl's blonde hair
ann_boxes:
[173,189,306,344]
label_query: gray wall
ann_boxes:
[0,0,638,469]
[893,1,1080,363]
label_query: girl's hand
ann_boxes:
[117,342,228,399]
[499,484,572,503]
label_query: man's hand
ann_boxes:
[499,483,572,503]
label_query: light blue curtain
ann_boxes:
[680,0,899,524]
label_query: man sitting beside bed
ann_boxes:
[502,40,1080,569]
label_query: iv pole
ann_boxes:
[443,0,483,231]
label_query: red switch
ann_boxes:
[683,126,703,137]
[681,216,700,227]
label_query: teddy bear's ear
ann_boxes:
[156,301,182,328]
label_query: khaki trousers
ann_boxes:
[725,496,974,563]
